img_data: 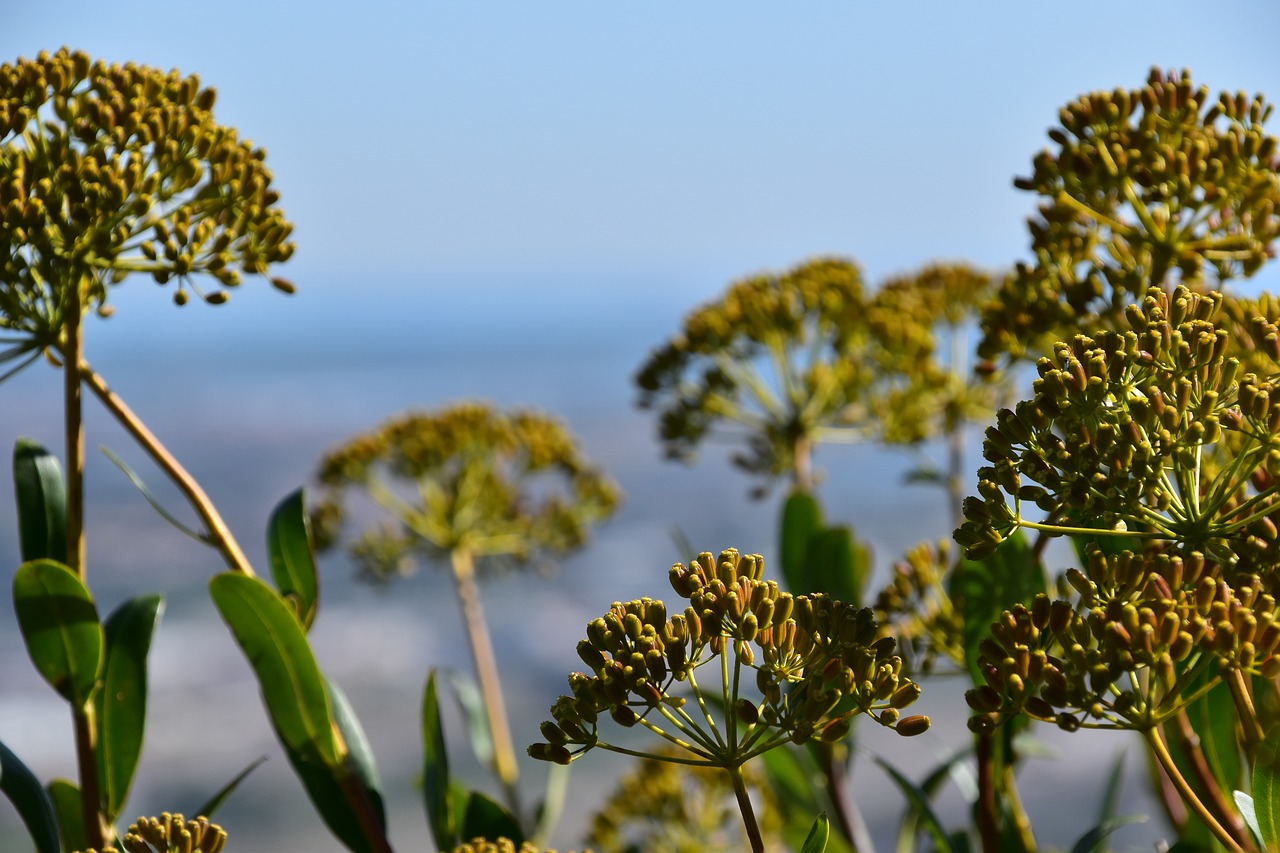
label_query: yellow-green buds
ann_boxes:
[312,403,620,582]
[0,48,297,380]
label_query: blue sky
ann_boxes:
[6,1,1279,313]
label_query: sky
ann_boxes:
[5,1,1279,316]
[3,4,1280,850]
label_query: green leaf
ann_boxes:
[13,439,66,564]
[191,755,267,819]
[267,488,320,630]
[48,778,87,853]
[894,748,975,853]
[99,446,206,544]
[278,678,389,853]
[461,790,522,846]
[759,747,852,853]
[13,559,103,704]
[876,756,955,853]
[1254,720,1280,848]
[780,489,823,593]
[209,573,339,767]
[1234,791,1261,847]
[0,740,60,853]
[442,669,494,768]
[423,670,455,850]
[96,593,163,821]
[802,527,866,608]
[1069,816,1147,853]
[949,530,1044,684]
[532,761,569,846]
[801,812,830,853]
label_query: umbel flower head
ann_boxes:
[863,262,1005,444]
[957,284,1280,577]
[635,258,870,489]
[635,257,994,492]
[75,813,226,853]
[0,47,295,379]
[312,401,620,580]
[529,548,928,770]
[965,547,1280,735]
[979,67,1280,365]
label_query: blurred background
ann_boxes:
[2,2,1279,849]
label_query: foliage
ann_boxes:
[4,51,1280,853]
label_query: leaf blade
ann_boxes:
[13,559,103,705]
[0,740,60,853]
[422,670,455,851]
[209,572,339,767]
[801,812,830,853]
[13,438,67,564]
[96,593,164,821]
[267,488,320,630]
[1254,720,1280,848]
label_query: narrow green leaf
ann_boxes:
[0,740,60,853]
[96,593,164,820]
[99,446,206,544]
[267,488,320,630]
[461,790,522,846]
[13,559,103,704]
[801,812,830,853]
[13,439,66,564]
[1253,720,1280,848]
[1068,815,1147,853]
[48,778,87,853]
[949,530,1044,684]
[191,756,267,819]
[423,670,455,850]
[442,669,494,768]
[532,761,569,846]
[894,748,975,853]
[780,489,823,594]
[1234,791,1261,847]
[279,678,389,853]
[876,756,955,853]
[759,747,853,853]
[327,677,386,834]
[209,573,339,767]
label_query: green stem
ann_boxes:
[974,730,1000,853]
[1145,725,1246,852]
[450,548,521,819]
[727,763,766,853]
[73,702,106,851]
[64,274,85,577]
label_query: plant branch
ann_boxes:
[727,762,766,853]
[1144,724,1245,852]
[79,360,255,576]
[449,548,522,819]
[64,275,85,576]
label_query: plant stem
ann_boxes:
[337,768,393,853]
[64,275,85,576]
[79,361,255,577]
[73,702,106,851]
[1168,710,1253,848]
[450,548,521,819]
[727,763,765,853]
[974,730,1000,853]
[817,744,871,853]
[1144,725,1246,852]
